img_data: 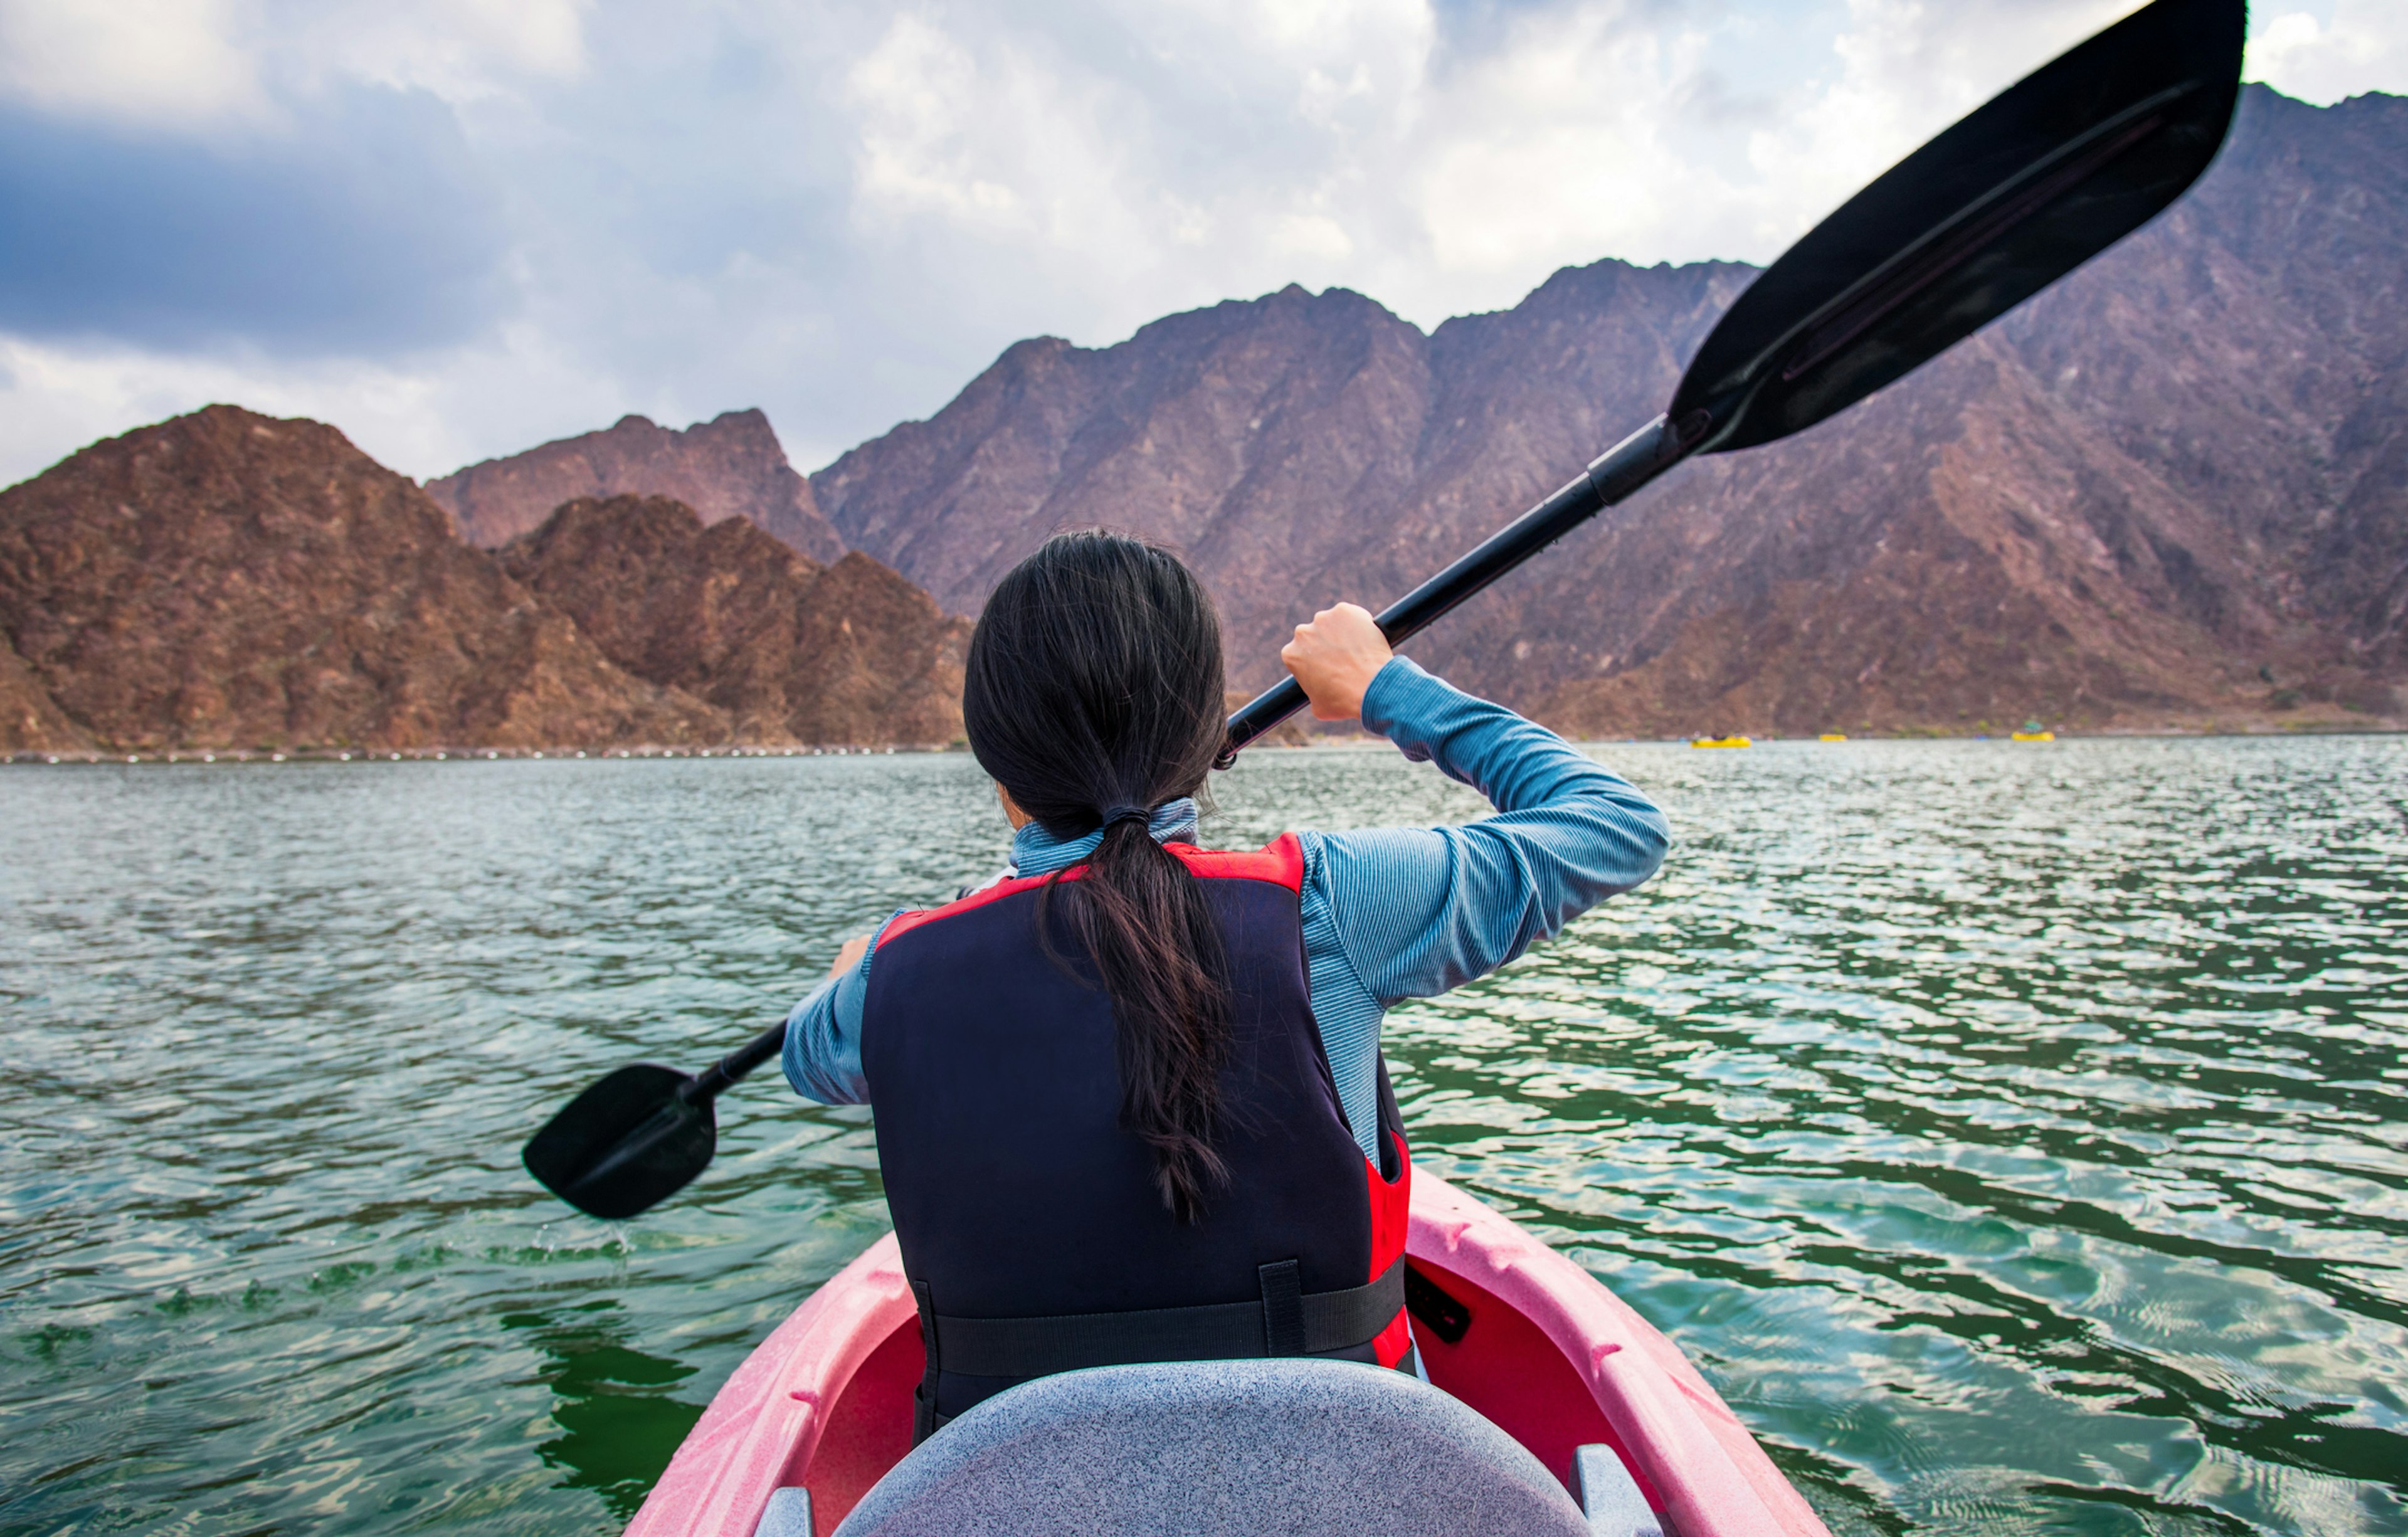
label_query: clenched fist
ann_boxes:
[1281,603,1394,722]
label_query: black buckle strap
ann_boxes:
[929,1257,1404,1380]
[1259,1259,1306,1355]
[910,1279,941,1443]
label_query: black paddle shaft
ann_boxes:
[1218,0,2241,763]
[689,1020,785,1099]
[1218,411,1698,762]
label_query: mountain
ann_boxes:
[810,85,2408,735]
[0,406,724,753]
[426,409,845,562]
[500,495,969,747]
[0,409,965,754]
[0,630,90,752]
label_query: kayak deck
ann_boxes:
[626,1170,1830,1536]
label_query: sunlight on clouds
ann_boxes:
[0,0,593,130]
[299,0,591,104]
[1270,211,1356,261]
[2249,2,2408,106]
[844,16,1027,228]
[1237,0,1423,57]
[0,0,265,127]
[1410,10,1716,286]
[1750,0,2136,248]
[826,0,2181,332]
[0,323,629,482]
[6,0,2406,489]
[843,11,1189,261]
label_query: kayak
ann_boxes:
[625,1169,1830,1536]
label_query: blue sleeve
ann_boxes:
[1312,657,1670,1005]
[781,909,906,1105]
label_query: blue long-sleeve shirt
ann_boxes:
[783,657,1671,1159]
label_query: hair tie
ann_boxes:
[1099,803,1153,830]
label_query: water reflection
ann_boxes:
[1,739,2402,1535]
[509,1304,704,1519]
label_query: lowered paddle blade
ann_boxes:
[523,1063,717,1220]
[1672,0,2243,454]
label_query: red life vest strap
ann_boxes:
[880,833,1305,948]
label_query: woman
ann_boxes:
[783,532,1669,1438]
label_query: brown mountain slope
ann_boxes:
[428,409,844,561]
[500,495,969,746]
[0,630,90,752]
[1499,83,2408,735]
[811,85,2405,734]
[0,406,726,751]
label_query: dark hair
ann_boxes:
[963,531,1231,1222]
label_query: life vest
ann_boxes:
[860,832,1413,1437]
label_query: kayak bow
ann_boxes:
[626,1171,1829,1537]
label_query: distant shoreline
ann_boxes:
[12,725,2402,768]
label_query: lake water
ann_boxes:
[3,737,2403,1536]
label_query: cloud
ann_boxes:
[0,322,626,487]
[0,0,2402,492]
[0,0,266,129]
[0,83,512,355]
[2247,1,2408,106]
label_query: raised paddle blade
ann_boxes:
[1217,0,2246,763]
[522,1063,717,1220]
[1671,0,2243,455]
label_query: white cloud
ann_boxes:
[0,0,591,129]
[0,0,265,127]
[0,325,627,483]
[2248,1,2408,106]
[4,0,2404,490]
[1408,9,1722,295]
[288,0,591,105]
[1745,0,2138,246]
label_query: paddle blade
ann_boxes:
[522,1063,717,1220]
[1672,0,2242,455]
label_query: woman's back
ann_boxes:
[778,532,1669,1434]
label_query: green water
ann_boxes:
[1,739,2402,1535]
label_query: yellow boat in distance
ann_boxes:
[1819,733,1847,741]
[2012,719,2055,742]
[1691,736,1752,749]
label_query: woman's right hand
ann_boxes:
[829,932,872,978]
[1282,603,1394,722]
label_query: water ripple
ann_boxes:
[2,739,2403,1535]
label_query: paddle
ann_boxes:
[1219,0,2243,759]
[522,0,2243,1220]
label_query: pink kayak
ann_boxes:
[625,1169,1832,1536]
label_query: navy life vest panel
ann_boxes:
[860,834,1412,1434]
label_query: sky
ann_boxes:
[1,0,2402,488]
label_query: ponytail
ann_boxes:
[1043,816,1231,1220]
[963,532,1233,1222]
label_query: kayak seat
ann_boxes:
[826,1357,1597,1536]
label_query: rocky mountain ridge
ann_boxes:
[0,408,962,753]
[428,408,844,562]
[501,496,969,747]
[811,84,2407,736]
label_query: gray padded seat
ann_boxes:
[830,1358,1594,1536]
